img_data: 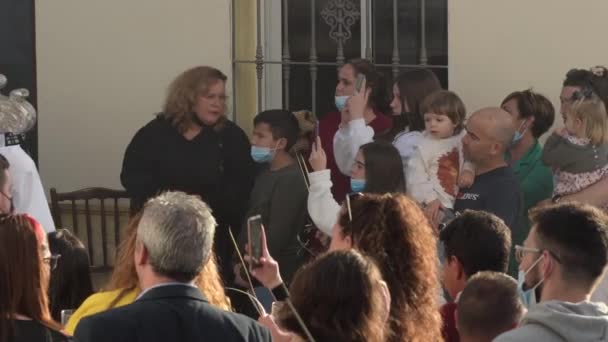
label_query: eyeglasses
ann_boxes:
[43,254,61,271]
[345,192,363,222]
[514,245,541,263]
[514,245,562,264]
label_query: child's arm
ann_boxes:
[458,161,476,188]
[457,130,475,188]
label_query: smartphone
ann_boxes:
[247,215,264,270]
[355,74,366,92]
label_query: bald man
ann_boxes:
[454,107,523,238]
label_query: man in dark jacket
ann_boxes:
[74,191,270,342]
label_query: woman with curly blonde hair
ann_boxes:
[64,213,231,334]
[120,66,254,282]
[331,193,443,342]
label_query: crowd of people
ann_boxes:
[1,60,608,342]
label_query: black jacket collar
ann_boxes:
[137,284,209,303]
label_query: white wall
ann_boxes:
[449,0,608,120]
[36,0,231,191]
[36,1,608,192]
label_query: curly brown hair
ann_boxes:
[107,213,231,311]
[338,193,443,342]
[160,66,228,133]
[278,250,387,342]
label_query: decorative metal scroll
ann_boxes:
[321,0,361,66]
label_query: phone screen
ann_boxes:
[247,215,263,269]
[355,74,366,92]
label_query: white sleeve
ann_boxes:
[333,118,374,176]
[406,146,437,204]
[307,169,341,236]
[6,147,56,232]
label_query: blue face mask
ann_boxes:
[335,95,349,111]
[511,119,529,146]
[251,146,274,163]
[350,178,366,192]
[517,255,544,308]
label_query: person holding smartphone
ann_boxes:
[316,59,392,202]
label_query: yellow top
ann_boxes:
[64,288,139,335]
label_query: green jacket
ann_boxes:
[506,141,553,275]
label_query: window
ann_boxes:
[232,0,448,123]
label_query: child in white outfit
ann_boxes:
[406,90,475,220]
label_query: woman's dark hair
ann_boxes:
[347,59,391,115]
[337,194,443,342]
[394,68,442,132]
[47,229,94,321]
[0,214,61,342]
[278,250,387,342]
[360,141,405,193]
[563,66,608,110]
[501,89,555,139]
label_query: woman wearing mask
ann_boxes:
[120,66,254,282]
[307,136,405,235]
[334,68,442,181]
[501,90,555,244]
[317,59,392,201]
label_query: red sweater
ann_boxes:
[318,111,392,201]
[441,302,460,342]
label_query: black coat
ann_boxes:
[73,284,271,342]
[120,115,254,229]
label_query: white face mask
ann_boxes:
[517,254,544,308]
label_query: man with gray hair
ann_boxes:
[74,191,271,342]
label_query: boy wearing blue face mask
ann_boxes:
[236,109,307,285]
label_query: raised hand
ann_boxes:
[308,136,327,172]
[346,79,370,122]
